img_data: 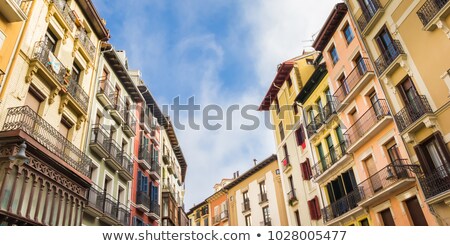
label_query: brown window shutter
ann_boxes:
[314,196,321,219]
[435,132,450,162]
[307,200,314,220]
[306,158,312,180]
[300,161,306,180]
[295,128,301,146]
[414,144,430,175]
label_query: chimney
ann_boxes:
[253,159,257,166]
[236,171,240,177]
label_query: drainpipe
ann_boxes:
[0,0,38,101]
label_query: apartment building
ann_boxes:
[188,201,209,226]
[259,52,324,226]
[345,0,450,225]
[83,47,141,226]
[0,0,109,225]
[207,179,233,226]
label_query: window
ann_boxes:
[294,210,301,226]
[307,196,321,220]
[133,216,145,226]
[288,176,294,192]
[324,88,332,104]
[364,156,382,191]
[359,218,370,226]
[397,76,419,107]
[329,45,339,65]
[375,26,396,60]
[44,29,58,53]
[282,144,289,166]
[326,135,337,163]
[293,104,299,115]
[335,125,345,145]
[379,208,395,226]
[259,181,267,196]
[25,86,44,113]
[262,206,270,225]
[59,117,72,139]
[343,23,354,44]
[300,158,312,181]
[386,140,401,164]
[354,54,367,75]
[245,215,252,226]
[325,169,358,214]
[414,132,450,179]
[137,170,148,193]
[405,196,428,226]
[337,73,349,96]
[71,63,81,84]
[317,143,326,170]
[278,122,285,141]
[0,31,5,51]
[295,125,306,147]
[203,218,208,226]
[359,0,379,18]
[150,182,159,202]
[243,191,249,202]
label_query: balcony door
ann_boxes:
[376,27,397,61]
[405,196,428,226]
[398,77,424,120]
[369,91,382,117]
[44,29,57,53]
[358,0,378,18]
[326,135,337,163]
[364,156,382,193]
[380,208,396,226]
[354,55,367,76]
[317,143,326,171]
[415,133,450,180]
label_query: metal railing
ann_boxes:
[124,111,137,134]
[103,193,119,220]
[151,158,161,177]
[220,210,228,220]
[138,146,151,163]
[322,100,337,122]
[51,0,75,30]
[258,193,268,204]
[418,162,450,199]
[344,99,390,146]
[312,142,348,178]
[241,199,251,213]
[333,58,373,106]
[97,78,115,104]
[322,189,362,223]
[306,113,323,136]
[357,0,382,31]
[90,124,110,153]
[287,189,297,204]
[75,28,96,59]
[374,40,405,75]
[136,191,150,209]
[417,0,449,26]
[359,160,419,200]
[118,204,131,226]
[106,138,121,165]
[2,106,91,176]
[86,185,130,225]
[149,201,160,216]
[67,78,89,112]
[260,218,272,226]
[394,95,433,132]
[119,152,133,176]
[112,95,126,120]
[32,41,67,85]
[86,184,104,212]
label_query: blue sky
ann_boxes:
[92,0,339,208]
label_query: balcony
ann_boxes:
[322,101,337,123]
[374,40,405,76]
[213,214,221,225]
[150,130,159,145]
[140,112,152,133]
[150,158,161,180]
[1,106,91,177]
[333,58,374,112]
[136,191,150,213]
[165,156,174,174]
[241,199,251,213]
[162,179,175,196]
[306,112,324,137]
[85,185,129,225]
[96,78,115,109]
[258,193,268,204]
[220,210,228,221]
[287,189,298,206]
[74,27,96,61]
[281,157,292,173]
[66,77,89,113]
[417,0,450,30]
[123,111,137,137]
[358,160,419,207]
[260,218,272,226]
[89,124,110,159]
[0,0,27,22]
[394,95,433,132]
[104,139,122,171]
[118,204,131,226]
[147,201,160,220]
[322,189,362,223]
[118,152,133,181]
[110,96,126,124]
[48,0,75,36]
[357,0,383,35]
[28,41,67,89]
[417,162,450,201]
[344,99,391,153]
[137,146,151,170]
[312,142,351,182]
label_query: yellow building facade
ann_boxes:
[345,0,450,225]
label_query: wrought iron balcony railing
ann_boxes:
[1,106,91,176]
[118,204,131,226]
[220,210,228,220]
[344,99,390,147]
[333,58,373,106]
[260,218,272,226]
[306,113,324,136]
[32,41,67,85]
[417,162,450,199]
[90,124,110,153]
[241,199,251,213]
[124,111,137,134]
[97,78,115,104]
[51,0,75,30]
[149,201,160,216]
[67,77,89,112]
[75,27,96,59]
[322,100,337,122]
[106,138,121,164]
[119,152,133,176]
[357,0,382,31]
[312,142,348,178]
[287,189,297,205]
[358,160,419,200]
[394,95,433,132]
[111,95,126,121]
[138,146,151,163]
[417,0,449,26]
[322,189,362,223]
[86,185,130,225]
[150,158,161,177]
[374,40,405,75]
[136,191,150,209]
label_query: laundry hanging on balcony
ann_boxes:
[48,52,61,74]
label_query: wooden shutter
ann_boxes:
[137,170,142,191]
[306,158,312,180]
[314,196,321,219]
[307,199,315,220]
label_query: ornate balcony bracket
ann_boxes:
[76,116,85,130]
[423,116,438,129]
[58,94,69,113]
[403,132,416,144]
[48,88,60,105]
[436,20,450,39]
[25,66,39,84]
